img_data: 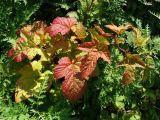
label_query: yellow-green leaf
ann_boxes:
[15,61,52,102]
[133,28,149,47]
[89,29,110,45]
[71,22,87,39]
[26,48,49,62]
[46,34,69,57]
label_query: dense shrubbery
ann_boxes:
[0,0,160,120]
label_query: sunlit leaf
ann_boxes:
[133,27,149,47]
[19,25,32,40]
[46,17,77,36]
[71,22,87,39]
[145,56,155,68]
[26,48,49,62]
[14,52,27,62]
[78,39,111,64]
[99,50,111,64]
[115,95,125,109]
[54,57,80,80]
[15,61,52,102]
[105,24,133,34]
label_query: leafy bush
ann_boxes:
[0,0,160,120]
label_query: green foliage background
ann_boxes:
[0,0,160,119]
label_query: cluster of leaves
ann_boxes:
[7,16,154,104]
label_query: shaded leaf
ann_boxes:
[119,54,145,67]
[80,52,99,80]
[89,29,110,45]
[62,76,87,102]
[78,39,97,52]
[8,48,14,57]
[46,34,69,57]
[122,65,135,86]
[15,61,52,102]
[94,24,112,37]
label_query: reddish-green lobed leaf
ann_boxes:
[78,39,111,79]
[119,54,145,67]
[46,17,77,37]
[8,37,29,62]
[54,57,86,102]
[78,44,96,52]
[122,65,135,86]
[54,57,80,80]
[80,52,100,80]
[71,22,87,39]
[62,76,87,102]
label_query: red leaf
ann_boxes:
[47,17,77,37]
[14,52,27,62]
[78,39,111,64]
[54,57,80,80]
[8,39,28,62]
[122,65,135,86]
[80,52,100,80]
[62,76,87,102]
[94,24,112,37]
[77,39,98,52]
[119,54,145,67]
[58,57,72,65]
[78,43,95,52]
[99,51,111,64]
[8,48,14,57]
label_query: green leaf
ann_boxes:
[115,95,125,109]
